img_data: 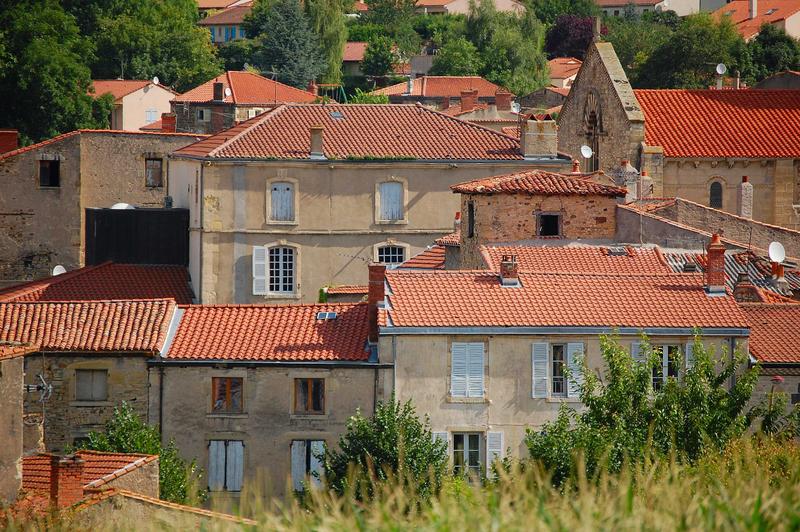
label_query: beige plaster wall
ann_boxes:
[443,0,523,14]
[120,86,175,132]
[0,356,24,503]
[104,459,160,498]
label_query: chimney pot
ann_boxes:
[499,254,520,286]
[737,175,753,219]
[310,125,325,160]
[406,77,414,95]
[212,82,224,102]
[749,0,757,19]
[440,98,450,110]
[571,159,580,173]
[0,129,19,154]
[368,264,386,343]
[733,271,762,302]
[51,454,85,509]
[454,211,461,232]
[706,233,726,294]
[520,119,558,159]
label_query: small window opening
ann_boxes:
[537,213,561,237]
[39,160,60,187]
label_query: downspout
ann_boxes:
[392,335,397,400]
[198,163,204,301]
[729,336,737,388]
[373,365,379,414]
[158,365,165,439]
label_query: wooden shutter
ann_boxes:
[486,431,504,477]
[631,341,645,364]
[450,343,468,397]
[92,370,108,401]
[252,246,267,295]
[566,343,584,398]
[271,182,294,221]
[208,441,226,491]
[309,440,325,488]
[466,343,484,398]
[531,342,548,398]
[75,370,90,401]
[226,441,244,491]
[290,440,306,492]
[380,182,403,221]
[685,342,695,371]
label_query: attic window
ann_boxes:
[316,311,338,320]
[606,246,628,256]
[329,111,345,120]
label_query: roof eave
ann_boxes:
[380,326,750,336]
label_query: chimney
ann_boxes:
[520,119,558,159]
[571,159,580,173]
[638,169,653,199]
[737,176,753,219]
[453,211,461,232]
[499,255,520,286]
[733,271,762,303]
[308,80,318,96]
[0,129,19,154]
[771,261,790,292]
[495,90,512,111]
[460,89,477,113]
[750,0,757,19]
[160,113,176,133]
[212,82,224,102]
[368,264,386,343]
[706,233,726,294]
[310,125,325,160]
[406,77,414,95]
[50,454,85,509]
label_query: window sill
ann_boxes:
[266,220,299,226]
[291,413,328,419]
[375,219,409,225]
[544,397,581,403]
[38,186,61,190]
[207,412,248,418]
[261,292,302,300]
[446,397,488,404]
[69,401,112,407]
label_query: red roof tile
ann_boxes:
[0,299,175,352]
[22,451,157,492]
[92,80,149,101]
[548,57,582,79]
[634,89,800,158]
[439,102,490,117]
[401,245,446,269]
[435,231,461,246]
[0,263,194,304]
[372,76,506,98]
[197,0,239,8]
[343,42,368,62]
[198,3,251,25]
[740,303,800,363]
[481,246,671,273]
[139,119,163,131]
[173,104,526,160]
[451,169,626,196]
[384,270,749,328]
[325,285,368,295]
[175,71,316,105]
[0,342,37,360]
[167,303,369,361]
[714,0,800,39]
[501,126,520,138]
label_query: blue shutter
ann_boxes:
[486,431,504,477]
[252,246,267,295]
[208,441,225,491]
[290,440,306,491]
[309,440,325,488]
[226,441,244,491]
[379,182,403,221]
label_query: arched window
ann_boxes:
[709,181,723,209]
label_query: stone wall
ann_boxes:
[173,102,236,135]
[105,459,159,498]
[23,354,150,452]
[0,356,24,503]
[616,205,718,250]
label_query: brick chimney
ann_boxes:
[368,264,386,343]
[453,211,461,232]
[310,125,325,160]
[495,90,512,111]
[520,119,558,159]
[405,77,414,95]
[706,233,726,294]
[737,176,753,219]
[212,82,224,102]
[771,261,790,292]
[571,159,580,173]
[160,113,176,133]
[733,271,762,302]
[638,169,653,199]
[50,454,85,509]
[460,89,477,113]
[749,0,757,19]
[0,129,18,154]
[499,255,520,286]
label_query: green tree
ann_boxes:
[0,0,114,143]
[745,24,800,82]
[525,334,759,486]
[414,14,468,47]
[362,36,395,77]
[217,38,258,71]
[604,14,674,83]
[348,88,389,103]
[323,398,448,500]
[527,0,598,25]
[345,21,384,42]
[250,0,326,88]
[430,38,483,75]
[78,402,204,504]
[362,0,416,29]
[305,0,348,84]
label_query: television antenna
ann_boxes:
[769,241,786,264]
[51,265,66,276]
[23,374,53,403]
[580,145,593,159]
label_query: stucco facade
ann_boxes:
[0,354,24,503]
[112,85,175,132]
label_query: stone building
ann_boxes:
[92,80,177,132]
[0,343,36,504]
[371,76,508,107]
[0,130,205,285]
[168,103,572,304]
[438,90,520,133]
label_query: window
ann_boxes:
[532,342,583,399]
[211,377,243,413]
[197,108,210,122]
[39,160,60,187]
[270,182,295,222]
[450,342,484,398]
[145,108,158,123]
[294,378,325,414]
[208,440,244,492]
[709,181,723,209]
[291,440,324,491]
[269,246,295,293]
[613,9,619,15]
[75,369,108,401]
[467,201,475,238]
[453,433,481,475]
[551,344,566,398]
[145,158,163,188]
[379,181,404,221]
[239,27,246,38]
[537,213,561,237]
[652,345,681,390]
[377,245,405,265]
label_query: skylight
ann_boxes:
[329,111,345,120]
[316,311,338,320]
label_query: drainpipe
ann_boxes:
[198,163,204,302]
[158,365,165,440]
[373,366,379,414]
[729,336,737,388]
[392,335,397,400]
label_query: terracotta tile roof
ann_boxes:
[173,104,527,160]
[439,102,490,116]
[634,89,800,158]
[166,303,369,361]
[0,342,37,360]
[481,245,672,273]
[450,169,626,196]
[740,304,800,363]
[343,42,368,62]
[0,263,194,304]
[595,0,660,5]
[384,270,749,329]
[174,71,316,105]
[714,0,800,39]
[0,299,175,353]
[198,3,251,25]
[547,86,570,96]
[139,119,163,131]
[401,245,446,269]
[22,451,157,492]
[548,57,582,79]
[325,285,368,295]
[435,231,461,246]
[92,80,152,101]
[372,76,506,98]
[501,126,520,138]
[353,0,369,10]
[197,0,240,9]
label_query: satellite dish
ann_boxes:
[769,241,786,263]
[224,87,232,98]
[111,202,135,210]
[152,76,159,85]
[715,63,727,76]
[580,145,593,159]
[52,265,66,276]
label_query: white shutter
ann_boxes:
[271,182,294,221]
[290,440,307,491]
[532,342,548,398]
[226,441,244,491]
[661,346,669,384]
[450,343,468,397]
[252,246,267,295]
[208,441,226,491]
[631,341,645,364]
[486,431,504,477]
[566,343,584,398]
[380,182,403,221]
[309,440,325,488]
[685,342,695,371]
[466,343,485,398]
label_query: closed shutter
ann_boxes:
[208,441,226,491]
[486,431,504,477]
[290,440,306,491]
[226,441,244,491]
[75,370,90,400]
[566,343,584,398]
[92,370,108,401]
[685,342,695,371]
[531,342,548,398]
[252,246,267,295]
[379,182,403,221]
[631,341,645,364]
[466,343,484,398]
[309,440,325,488]
[450,343,468,397]
[271,182,294,221]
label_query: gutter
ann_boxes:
[169,156,571,165]
[380,326,750,337]
[148,359,393,368]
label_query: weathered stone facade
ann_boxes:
[0,354,24,503]
[172,102,275,135]
[103,458,160,498]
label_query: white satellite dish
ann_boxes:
[769,241,786,263]
[224,87,232,98]
[152,76,159,85]
[52,265,66,276]
[715,63,727,76]
[580,145,593,159]
[111,202,135,210]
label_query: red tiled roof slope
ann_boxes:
[343,42,368,62]
[740,303,800,363]
[401,245,446,269]
[174,71,316,105]
[22,451,157,492]
[0,263,194,304]
[167,303,369,361]
[548,57,582,79]
[174,104,525,160]
[385,270,748,328]
[435,231,461,246]
[198,3,251,25]
[451,169,626,196]
[635,89,800,158]
[0,299,175,352]
[326,285,368,295]
[372,76,505,97]
[714,0,800,39]
[481,246,671,273]
[0,343,37,360]
[92,80,154,101]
